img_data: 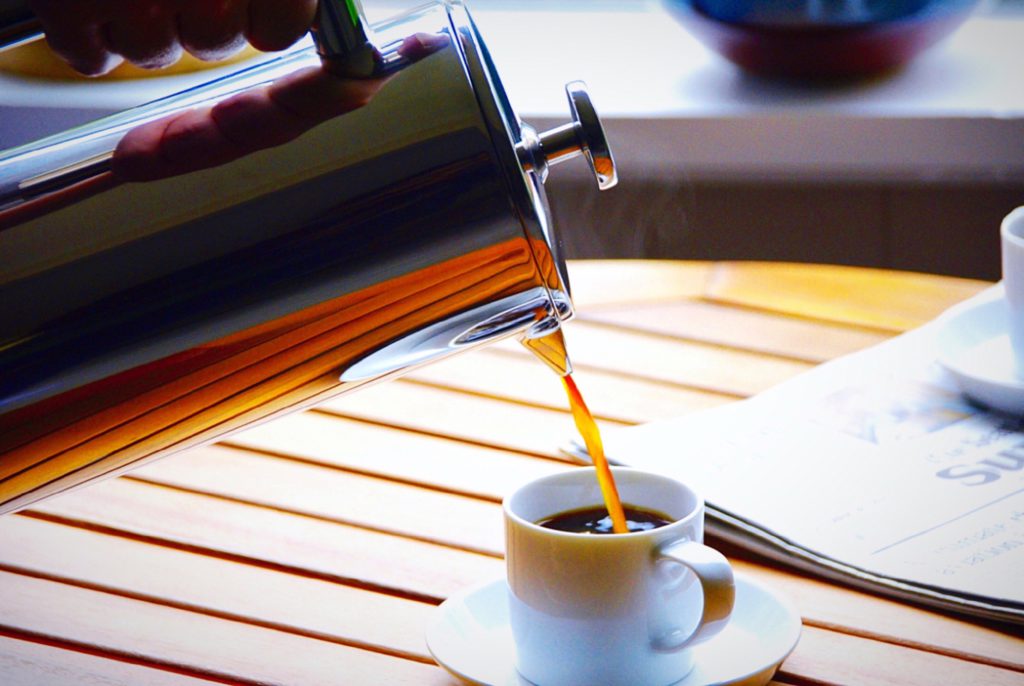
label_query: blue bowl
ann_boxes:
[665,0,982,78]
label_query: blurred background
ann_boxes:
[2,0,1021,280]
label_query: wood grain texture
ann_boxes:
[577,299,891,363]
[317,380,609,459]
[552,321,813,395]
[0,260,1001,686]
[0,515,435,660]
[731,559,1024,672]
[221,412,567,500]
[565,260,713,308]
[0,634,224,686]
[0,572,457,686]
[27,477,505,601]
[703,261,988,331]
[132,445,506,555]
[779,625,1024,686]
[406,347,736,423]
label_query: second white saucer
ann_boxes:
[936,293,1024,416]
[425,573,801,686]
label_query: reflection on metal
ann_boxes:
[0,1,616,515]
[18,151,114,199]
[342,287,553,381]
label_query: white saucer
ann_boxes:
[426,573,801,686]
[935,293,1024,416]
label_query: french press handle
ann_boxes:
[517,81,618,191]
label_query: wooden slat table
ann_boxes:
[2,260,1021,685]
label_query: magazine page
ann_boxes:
[588,286,1023,610]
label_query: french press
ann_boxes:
[0,0,617,514]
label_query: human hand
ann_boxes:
[28,0,317,76]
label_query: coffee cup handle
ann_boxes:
[651,539,735,652]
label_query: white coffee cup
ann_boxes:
[1001,206,1024,377]
[503,467,735,686]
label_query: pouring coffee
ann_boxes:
[0,0,617,514]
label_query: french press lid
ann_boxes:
[445,3,617,319]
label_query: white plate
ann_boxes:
[425,573,801,686]
[936,291,1024,416]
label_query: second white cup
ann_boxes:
[1001,206,1024,377]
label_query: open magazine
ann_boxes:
[565,285,1024,625]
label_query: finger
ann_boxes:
[39,21,122,76]
[177,0,248,62]
[396,32,451,61]
[112,87,305,182]
[111,67,379,182]
[112,113,177,181]
[161,106,248,168]
[268,66,385,121]
[210,86,307,150]
[113,104,254,181]
[246,0,316,52]
[103,3,183,69]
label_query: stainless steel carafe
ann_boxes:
[0,0,617,514]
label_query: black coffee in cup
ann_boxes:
[537,505,672,535]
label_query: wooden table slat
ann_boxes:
[780,624,1024,686]
[317,380,610,459]
[564,260,714,308]
[133,444,506,556]
[406,348,736,424]
[705,262,989,331]
[0,516,435,660]
[577,299,892,363]
[0,634,225,686]
[28,478,505,601]
[731,559,1024,671]
[0,571,457,686]
[224,412,568,500]
[500,320,814,398]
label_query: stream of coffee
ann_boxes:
[561,374,628,534]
